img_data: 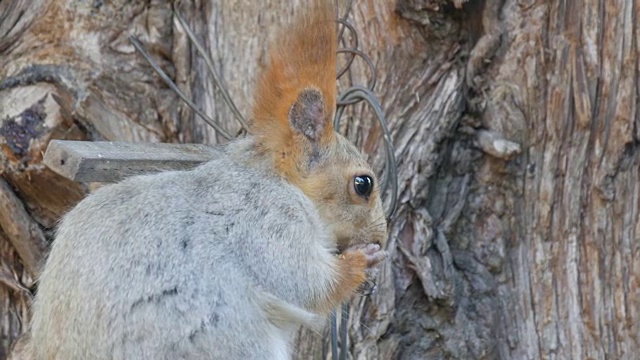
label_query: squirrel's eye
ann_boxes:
[353,175,373,198]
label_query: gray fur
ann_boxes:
[27,137,342,360]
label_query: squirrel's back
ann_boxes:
[28,141,334,359]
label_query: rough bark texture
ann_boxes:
[1,0,639,359]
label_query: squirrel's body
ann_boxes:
[21,1,388,359]
[28,137,336,359]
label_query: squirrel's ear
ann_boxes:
[288,88,327,143]
[250,0,337,146]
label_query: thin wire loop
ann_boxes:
[336,0,354,43]
[336,48,377,106]
[336,19,358,79]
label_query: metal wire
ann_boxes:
[330,302,352,360]
[339,302,350,360]
[336,48,378,105]
[330,311,339,360]
[336,19,358,79]
[337,0,354,43]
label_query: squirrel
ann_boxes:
[20,0,388,359]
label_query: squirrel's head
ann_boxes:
[249,0,387,250]
[296,127,388,250]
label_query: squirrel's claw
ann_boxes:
[343,243,388,296]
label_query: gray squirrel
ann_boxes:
[20,1,388,359]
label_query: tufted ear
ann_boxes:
[288,88,327,143]
[248,0,337,182]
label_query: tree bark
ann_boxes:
[1,0,639,359]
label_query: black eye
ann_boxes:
[353,175,373,198]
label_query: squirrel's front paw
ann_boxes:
[342,243,388,296]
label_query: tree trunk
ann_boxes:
[1,0,638,359]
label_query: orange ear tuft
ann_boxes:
[250,0,337,181]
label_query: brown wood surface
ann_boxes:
[43,140,222,183]
[0,179,46,278]
[1,0,639,359]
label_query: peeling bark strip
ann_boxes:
[475,129,521,160]
[0,179,47,278]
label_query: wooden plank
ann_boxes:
[43,140,222,183]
